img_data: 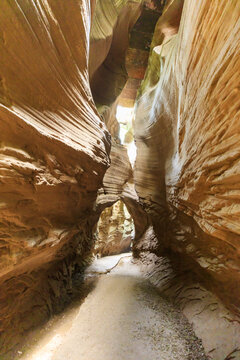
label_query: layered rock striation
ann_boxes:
[1,0,240,357]
[89,0,142,106]
[94,200,134,257]
[0,0,111,352]
[0,0,153,353]
[134,0,240,313]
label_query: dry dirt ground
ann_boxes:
[9,254,207,360]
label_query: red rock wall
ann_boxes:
[1,0,239,356]
[134,0,240,313]
[0,0,111,352]
[0,0,110,273]
[0,0,147,353]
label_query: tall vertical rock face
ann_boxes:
[134,0,240,313]
[1,0,239,356]
[89,0,142,106]
[0,0,156,353]
[0,0,112,352]
[91,0,164,247]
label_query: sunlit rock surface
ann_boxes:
[0,0,157,353]
[0,0,111,352]
[1,0,240,357]
[94,200,134,257]
[134,0,240,313]
[90,0,163,248]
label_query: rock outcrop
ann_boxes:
[89,0,142,106]
[92,0,164,247]
[0,0,153,353]
[94,200,134,257]
[0,0,112,352]
[1,0,240,357]
[134,0,240,315]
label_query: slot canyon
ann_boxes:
[0,0,240,359]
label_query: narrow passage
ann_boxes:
[20,255,207,360]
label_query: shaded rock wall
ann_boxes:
[1,0,239,357]
[0,0,112,352]
[138,249,240,360]
[90,0,142,106]
[0,0,150,353]
[95,137,149,244]
[0,0,110,275]
[134,0,240,313]
[91,1,166,246]
[88,0,150,244]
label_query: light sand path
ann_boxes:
[18,254,206,360]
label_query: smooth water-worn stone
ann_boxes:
[134,0,240,313]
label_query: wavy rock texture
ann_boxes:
[1,0,240,357]
[89,0,151,245]
[0,0,153,353]
[138,249,240,360]
[94,200,134,257]
[134,0,240,315]
[90,0,164,249]
[95,136,149,243]
[90,0,142,106]
[92,0,166,244]
[0,0,111,352]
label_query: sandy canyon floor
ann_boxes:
[6,254,207,360]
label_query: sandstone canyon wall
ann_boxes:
[89,0,142,106]
[92,0,165,251]
[94,200,134,257]
[1,0,240,357]
[0,0,157,353]
[0,0,142,352]
[134,0,240,314]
